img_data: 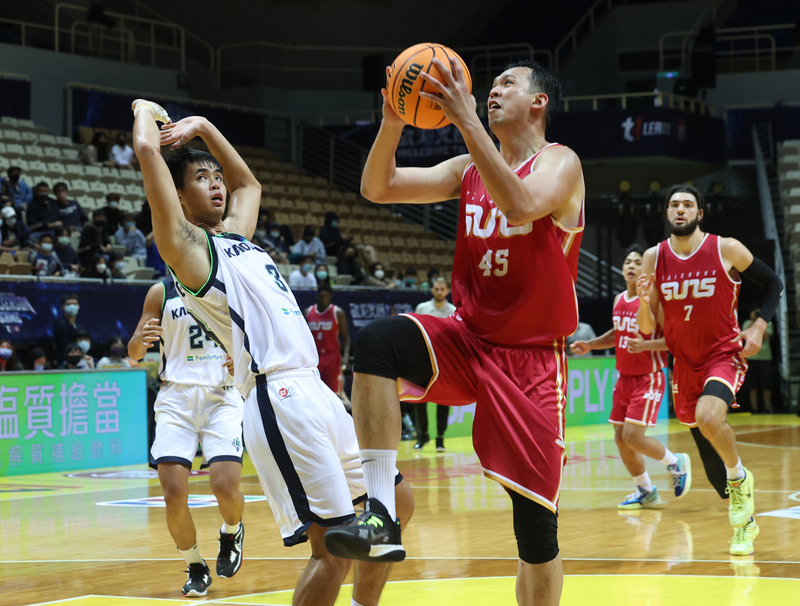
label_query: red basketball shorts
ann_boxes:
[400,314,567,513]
[672,354,748,426]
[609,371,665,427]
[317,352,341,393]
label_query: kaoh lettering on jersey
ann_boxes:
[464,203,532,239]
[278,386,297,400]
[308,321,334,331]
[660,277,716,301]
[170,307,188,320]
[281,307,303,317]
[613,315,639,335]
[185,353,226,362]
[222,241,264,258]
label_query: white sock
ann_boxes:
[661,449,679,467]
[351,600,369,606]
[726,458,745,481]
[221,520,240,534]
[179,544,203,565]
[360,449,397,520]
[633,471,653,492]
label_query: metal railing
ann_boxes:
[752,123,789,381]
[554,0,613,72]
[576,249,626,297]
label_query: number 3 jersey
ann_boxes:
[159,276,233,387]
[655,233,742,370]
[171,232,318,396]
[613,291,666,376]
[452,143,584,347]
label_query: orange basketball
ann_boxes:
[386,43,472,130]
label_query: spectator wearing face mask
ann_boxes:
[364,262,395,288]
[290,225,327,264]
[263,222,288,253]
[391,269,404,288]
[314,263,332,286]
[97,336,132,369]
[2,166,33,211]
[33,233,64,277]
[109,252,127,279]
[80,131,114,167]
[75,331,95,369]
[288,254,319,288]
[53,228,81,276]
[252,219,288,264]
[1,206,34,251]
[100,194,124,234]
[78,210,112,267]
[110,134,137,169]
[114,213,147,259]
[319,211,348,257]
[54,294,83,365]
[81,254,112,280]
[26,182,62,239]
[401,266,419,289]
[0,339,18,372]
[53,182,88,233]
[26,347,51,371]
[336,245,365,285]
[60,343,91,370]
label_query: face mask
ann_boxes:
[115,261,126,271]
[8,173,19,183]
[0,347,12,360]
[405,278,416,286]
[125,222,135,228]
[5,218,16,227]
[96,264,107,273]
[67,354,83,366]
[316,270,328,280]
[58,236,70,246]
[77,340,91,353]
[108,202,118,209]
[255,229,267,240]
[34,363,45,371]
[393,279,403,287]
[110,345,125,358]
[41,243,53,252]
[331,220,339,228]
[302,264,313,274]
[374,270,385,279]
[64,304,79,316]
[95,221,106,229]
[270,231,280,239]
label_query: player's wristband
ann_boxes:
[133,101,170,124]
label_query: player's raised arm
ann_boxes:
[361,86,470,205]
[128,282,165,361]
[160,117,261,240]
[636,247,659,335]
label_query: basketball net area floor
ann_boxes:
[2,414,799,606]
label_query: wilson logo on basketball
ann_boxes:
[396,63,423,116]
[660,278,716,301]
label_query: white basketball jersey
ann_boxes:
[159,278,233,387]
[171,232,318,396]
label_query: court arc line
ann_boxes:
[737,441,800,450]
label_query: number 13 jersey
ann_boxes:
[451,143,585,347]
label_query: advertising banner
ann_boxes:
[0,369,148,476]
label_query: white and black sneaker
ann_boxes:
[181,560,212,597]
[217,522,244,578]
[324,498,405,562]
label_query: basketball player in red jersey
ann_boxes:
[636,184,783,556]
[571,244,691,509]
[304,283,350,395]
[325,59,583,606]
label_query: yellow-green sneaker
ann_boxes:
[729,518,759,556]
[726,468,755,528]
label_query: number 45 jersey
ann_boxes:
[171,232,318,396]
[159,276,233,388]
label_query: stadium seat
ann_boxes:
[61,148,80,161]
[42,146,62,161]
[0,117,19,127]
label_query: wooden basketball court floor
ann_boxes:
[2,413,799,606]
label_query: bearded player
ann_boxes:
[636,184,783,556]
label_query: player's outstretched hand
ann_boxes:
[569,341,591,356]
[131,99,171,124]
[732,325,763,359]
[160,116,209,150]
[418,57,477,130]
[636,273,655,305]
[224,354,234,377]
[141,318,164,349]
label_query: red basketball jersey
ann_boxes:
[451,143,584,347]
[655,234,742,369]
[306,304,340,356]
[613,291,666,376]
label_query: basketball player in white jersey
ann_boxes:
[129,277,245,597]
[130,99,413,606]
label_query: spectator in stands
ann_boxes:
[80,131,113,167]
[97,336,133,369]
[1,206,34,251]
[263,222,288,252]
[136,199,153,235]
[100,193,124,234]
[566,322,598,358]
[60,343,91,370]
[252,219,288,264]
[114,213,147,259]
[364,262,395,288]
[109,252,127,279]
[314,262,332,286]
[145,236,166,277]
[337,245,365,285]
[26,182,62,240]
[75,331,95,369]
[289,254,318,288]
[420,268,441,290]
[81,253,113,280]
[53,228,81,277]
[391,269,404,288]
[319,211,347,256]
[0,339,18,372]
[2,166,33,210]
[402,266,419,289]
[78,210,112,267]
[54,294,82,365]
[110,133,137,169]
[53,182,88,233]
[33,234,64,277]
[289,224,327,264]
[26,347,51,371]
[742,308,776,413]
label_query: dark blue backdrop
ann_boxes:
[0,77,31,120]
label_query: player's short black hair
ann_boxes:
[317,283,333,294]
[664,184,705,215]
[505,59,562,125]
[53,182,68,193]
[61,293,79,304]
[165,147,223,189]
[624,244,646,259]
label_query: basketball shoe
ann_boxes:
[217,522,244,578]
[324,497,405,562]
[182,560,212,597]
[726,468,755,527]
[436,437,446,452]
[618,486,662,510]
[667,452,692,498]
[729,518,759,556]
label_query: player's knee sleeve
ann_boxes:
[701,380,735,406]
[690,426,728,499]
[509,490,559,565]
[352,316,433,388]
